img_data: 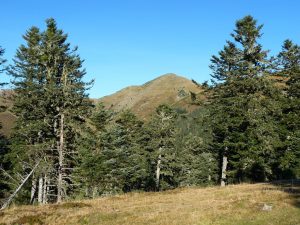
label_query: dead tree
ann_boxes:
[220,150,228,187]
[0,161,40,210]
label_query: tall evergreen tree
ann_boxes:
[77,108,151,196]
[8,19,93,204]
[7,27,51,204]
[147,104,179,190]
[175,108,218,186]
[40,18,93,202]
[276,40,300,178]
[209,15,281,185]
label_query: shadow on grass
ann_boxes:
[12,212,49,225]
[50,202,91,210]
[269,179,300,208]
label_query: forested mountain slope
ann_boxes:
[0,74,204,136]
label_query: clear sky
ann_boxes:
[1,0,300,98]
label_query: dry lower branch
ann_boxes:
[0,161,40,210]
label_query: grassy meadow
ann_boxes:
[0,182,299,225]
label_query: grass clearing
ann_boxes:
[0,183,299,225]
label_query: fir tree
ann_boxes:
[175,108,218,186]
[8,27,51,204]
[147,104,179,190]
[209,15,281,185]
[0,46,6,77]
[77,108,151,196]
[276,40,300,178]
[8,19,93,204]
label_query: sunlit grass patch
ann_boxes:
[0,183,299,225]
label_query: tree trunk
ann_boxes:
[92,187,98,199]
[156,147,162,190]
[221,155,228,187]
[42,174,48,204]
[57,113,65,203]
[38,176,43,204]
[30,175,37,204]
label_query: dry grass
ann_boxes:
[0,183,299,225]
[0,111,16,137]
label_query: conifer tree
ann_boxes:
[0,46,6,77]
[209,16,281,185]
[147,104,179,190]
[40,18,93,203]
[77,108,151,196]
[105,110,149,193]
[8,19,93,204]
[8,27,51,204]
[175,108,218,186]
[276,40,300,178]
[74,102,112,198]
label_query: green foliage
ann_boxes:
[145,104,180,190]
[0,46,7,77]
[77,108,152,197]
[209,15,283,183]
[175,108,218,186]
[275,40,300,178]
[6,18,93,204]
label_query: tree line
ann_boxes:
[0,15,299,207]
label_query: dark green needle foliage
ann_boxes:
[275,40,300,178]
[175,107,218,186]
[146,104,180,190]
[6,18,93,204]
[209,15,282,183]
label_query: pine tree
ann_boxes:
[77,108,151,196]
[209,15,281,185]
[40,18,93,203]
[146,104,179,190]
[75,103,113,197]
[8,19,93,204]
[276,40,300,178]
[114,111,149,192]
[0,46,6,77]
[8,27,51,204]
[175,108,218,186]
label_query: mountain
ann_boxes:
[0,74,204,136]
[99,73,204,119]
[0,90,16,137]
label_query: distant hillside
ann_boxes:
[0,74,204,136]
[99,73,204,119]
[0,90,16,137]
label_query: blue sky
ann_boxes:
[1,0,300,98]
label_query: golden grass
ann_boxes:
[0,183,299,225]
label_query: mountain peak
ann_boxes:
[99,73,202,119]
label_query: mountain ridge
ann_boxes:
[98,73,203,119]
[0,73,204,136]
